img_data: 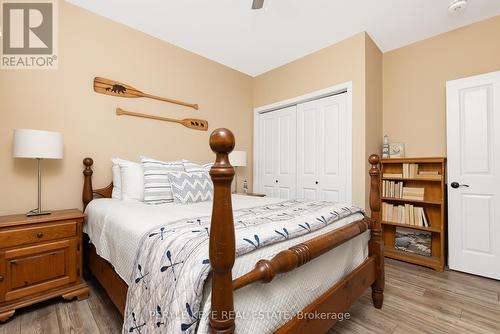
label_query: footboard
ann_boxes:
[208,129,383,334]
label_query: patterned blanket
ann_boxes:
[123,200,362,334]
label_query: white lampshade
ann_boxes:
[13,129,63,159]
[230,150,247,167]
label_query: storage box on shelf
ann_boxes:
[380,157,447,271]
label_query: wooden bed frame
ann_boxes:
[82,128,384,334]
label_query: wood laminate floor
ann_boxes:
[1,259,499,334]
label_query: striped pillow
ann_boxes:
[182,159,214,172]
[167,171,214,204]
[141,157,185,204]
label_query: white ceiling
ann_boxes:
[67,0,500,76]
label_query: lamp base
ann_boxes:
[26,210,52,217]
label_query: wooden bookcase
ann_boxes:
[380,157,446,271]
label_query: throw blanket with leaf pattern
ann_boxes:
[123,200,362,334]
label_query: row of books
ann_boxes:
[382,181,402,198]
[403,163,419,178]
[382,181,425,201]
[383,163,441,180]
[382,203,430,227]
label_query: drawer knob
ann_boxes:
[0,275,4,282]
[37,232,44,238]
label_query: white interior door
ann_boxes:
[258,106,296,198]
[297,93,348,202]
[446,71,500,280]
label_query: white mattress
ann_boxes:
[84,196,369,333]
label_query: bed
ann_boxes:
[82,128,384,334]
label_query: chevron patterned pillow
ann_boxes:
[167,171,214,204]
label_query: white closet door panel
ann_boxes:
[297,93,347,201]
[297,103,320,200]
[259,113,277,195]
[319,94,347,202]
[275,108,296,199]
[258,106,296,199]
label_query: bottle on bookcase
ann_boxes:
[243,180,248,194]
[382,134,390,158]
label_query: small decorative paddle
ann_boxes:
[116,108,208,131]
[94,77,199,110]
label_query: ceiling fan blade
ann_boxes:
[252,0,264,9]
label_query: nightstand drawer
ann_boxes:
[0,221,77,249]
[0,239,77,302]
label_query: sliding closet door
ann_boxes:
[258,106,297,198]
[297,94,348,201]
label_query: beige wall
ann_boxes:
[4,2,499,216]
[0,2,253,215]
[253,32,382,209]
[383,15,500,157]
[365,35,383,209]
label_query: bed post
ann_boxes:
[368,154,384,309]
[209,128,236,334]
[83,157,94,210]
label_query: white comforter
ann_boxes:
[84,196,369,333]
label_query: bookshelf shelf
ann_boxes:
[382,177,442,182]
[381,197,442,205]
[384,247,442,271]
[381,157,447,271]
[381,221,441,233]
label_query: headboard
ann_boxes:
[82,157,113,210]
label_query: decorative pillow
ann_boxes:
[117,159,144,202]
[111,158,122,200]
[142,157,185,205]
[182,159,214,172]
[167,171,214,204]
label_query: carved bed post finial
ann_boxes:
[83,158,94,211]
[209,128,236,334]
[368,154,384,309]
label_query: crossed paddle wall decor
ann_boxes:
[94,77,208,131]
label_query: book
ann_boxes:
[382,181,403,199]
[402,163,420,178]
[395,228,431,257]
[384,173,403,178]
[415,174,441,180]
[414,207,421,227]
[402,187,425,201]
[420,207,429,228]
[418,171,439,175]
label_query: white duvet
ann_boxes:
[84,195,369,333]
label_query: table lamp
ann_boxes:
[12,129,64,216]
[229,150,247,193]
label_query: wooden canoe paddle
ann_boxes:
[94,77,199,110]
[116,108,208,131]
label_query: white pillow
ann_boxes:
[182,159,214,172]
[111,158,122,200]
[117,159,144,201]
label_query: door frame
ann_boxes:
[253,81,353,203]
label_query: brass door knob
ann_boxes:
[37,232,44,238]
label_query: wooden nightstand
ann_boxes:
[0,209,89,322]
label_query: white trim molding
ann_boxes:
[253,81,353,204]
